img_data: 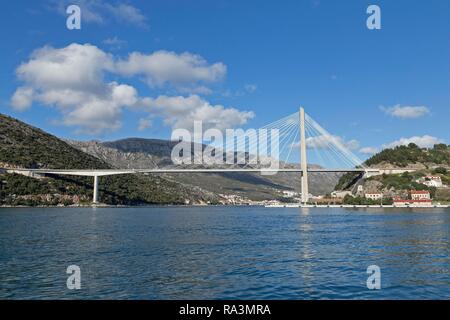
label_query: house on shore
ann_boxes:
[416,176,443,188]
[410,190,431,200]
[331,191,352,199]
[364,193,383,201]
[393,190,433,207]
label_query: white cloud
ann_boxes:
[138,118,152,131]
[44,82,137,135]
[140,95,254,131]
[107,3,148,28]
[346,139,360,151]
[381,105,430,119]
[16,43,114,93]
[221,84,257,98]
[244,84,257,93]
[10,43,252,135]
[103,36,127,50]
[359,147,378,155]
[301,134,359,151]
[177,85,213,95]
[53,0,148,28]
[11,87,34,111]
[383,135,444,149]
[11,43,135,134]
[115,50,226,93]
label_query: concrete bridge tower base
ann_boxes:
[93,175,99,204]
[300,107,309,204]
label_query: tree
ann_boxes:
[433,144,448,151]
[434,167,448,175]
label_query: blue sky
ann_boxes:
[1,0,450,162]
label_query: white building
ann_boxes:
[331,191,353,199]
[410,190,431,200]
[416,176,443,188]
[364,193,382,201]
[282,190,299,198]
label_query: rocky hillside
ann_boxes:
[0,113,219,206]
[67,138,342,199]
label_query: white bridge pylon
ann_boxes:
[4,108,395,204]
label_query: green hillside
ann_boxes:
[365,143,450,167]
[0,114,109,169]
[0,114,218,206]
[334,143,450,203]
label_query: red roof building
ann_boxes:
[410,190,431,200]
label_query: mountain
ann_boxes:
[0,113,220,206]
[67,138,342,200]
[0,113,341,206]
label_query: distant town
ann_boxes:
[216,173,448,208]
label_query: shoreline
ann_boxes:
[0,203,263,209]
[1,204,449,209]
[266,204,450,209]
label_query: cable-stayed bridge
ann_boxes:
[4,108,416,204]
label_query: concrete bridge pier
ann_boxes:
[93,175,99,204]
[364,170,379,179]
[299,107,309,204]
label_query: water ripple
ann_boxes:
[0,206,449,299]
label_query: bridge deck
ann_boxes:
[3,167,417,177]
[3,167,378,177]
